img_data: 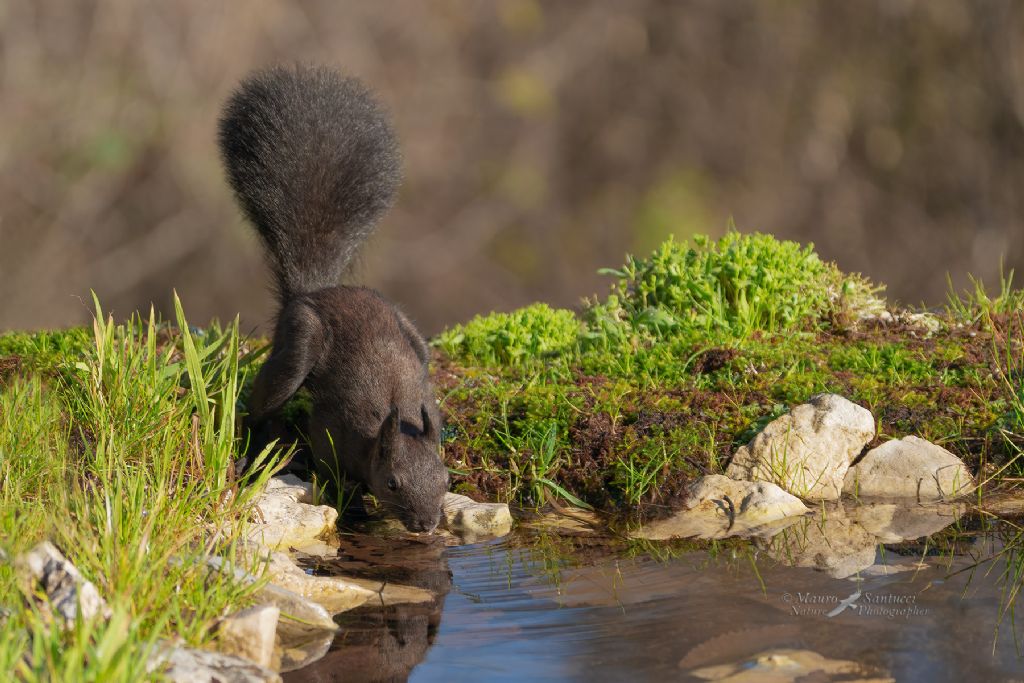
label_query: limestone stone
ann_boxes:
[843,436,975,501]
[216,604,280,669]
[149,644,281,683]
[264,474,316,503]
[252,547,432,611]
[258,549,377,615]
[203,555,339,635]
[632,475,809,540]
[14,541,110,627]
[247,475,338,549]
[340,576,435,606]
[726,393,875,500]
[442,492,513,537]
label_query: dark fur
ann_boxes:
[219,65,448,532]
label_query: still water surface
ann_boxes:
[285,515,1024,682]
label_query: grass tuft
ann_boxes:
[0,294,282,680]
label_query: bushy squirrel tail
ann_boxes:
[218,64,401,300]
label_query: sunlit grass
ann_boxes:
[0,294,282,681]
[947,266,1024,329]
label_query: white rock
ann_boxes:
[726,394,875,500]
[193,550,360,673]
[903,311,942,335]
[149,645,281,683]
[14,541,110,627]
[216,604,280,669]
[257,550,377,614]
[203,555,339,634]
[442,492,513,537]
[339,576,435,606]
[843,436,975,501]
[263,474,315,503]
[247,475,338,549]
[632,475,810,540]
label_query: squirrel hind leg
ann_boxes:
[245,299,328,424]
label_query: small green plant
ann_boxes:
[0,327,92,373]
[614,442,672,506]
[946,267,1024,328]
[493,414,592,510]
[434,303,580,368]
[314,429,363,517]
[585,232,851,339]
[828,343,934,386]
[989,313,1024,476]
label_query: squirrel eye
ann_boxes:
[387,477,398,491]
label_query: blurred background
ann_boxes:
[2,0,1024,336]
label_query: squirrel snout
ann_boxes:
[406,514,440,534]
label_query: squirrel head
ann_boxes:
[368,404,448,533]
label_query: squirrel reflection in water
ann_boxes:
[284,532,452,683]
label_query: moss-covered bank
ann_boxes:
[432,233,1024,518]
[3,233,1022,526]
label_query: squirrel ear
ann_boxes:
[421,405,436,439]
[379,405,400,457]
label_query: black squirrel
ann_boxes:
[219,64,448,533]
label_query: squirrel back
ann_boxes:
[218,64,401,300]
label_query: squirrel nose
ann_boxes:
[408,518,439,534]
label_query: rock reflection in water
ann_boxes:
[437,528,1021,681]
[761,500,965,578]
[638,493,966,579]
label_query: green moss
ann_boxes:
[0,327,92,372]
[586,232,854,340]
[828,343,934,385]
[434,302,580,368]
[437,232,884,388]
